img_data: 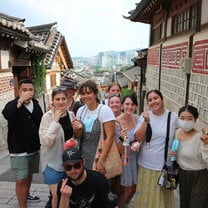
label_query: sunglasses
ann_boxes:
[52,87,67,93]
[108,94,120,99]
[64,162,82,171]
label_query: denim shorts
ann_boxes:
[10,151,40,180]
[43,165,65,185]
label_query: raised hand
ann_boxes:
[60,178,72,198]
[141,108,150,123]
[19,90,34,103]
[201,128,208,145]
[54,110,65,122]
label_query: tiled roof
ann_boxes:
[28,23,63,68]
[123,0,163,23]
[114,71,128,88]
[61,69,91,83]
[122,66,140,82]
[0,13,31,40]
[0,13,49,55]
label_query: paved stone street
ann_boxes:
[0,150,178,208]
[0,151,49,207]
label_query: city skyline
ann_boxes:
[0,0,150,57]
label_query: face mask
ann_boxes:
[178,119,195,132]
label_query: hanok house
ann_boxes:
[125,0,208,128]
[28,22,74,94]
[0,13,48,151]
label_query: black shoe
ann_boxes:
[27,193,40,203]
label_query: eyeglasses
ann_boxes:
[64,162,82,171]
[108,94,120,99]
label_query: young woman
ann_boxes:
[76,80,115,173]
[171,105,208,208]
[107,83,121,95]
[39,87,81,208]
[103,83,121,105]
[108,93,123,197]
[134,89,178,208]
[116,95,141,208]
[108,93,122,117]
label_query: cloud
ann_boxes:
[1,0,149,56]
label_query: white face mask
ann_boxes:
[178,119,195,132]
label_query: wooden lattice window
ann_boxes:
[172,3,197,34]
[153,24,162,43]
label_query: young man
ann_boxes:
[2,79,43,208]
[57,147,118,208]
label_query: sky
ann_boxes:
[0,0,150,57]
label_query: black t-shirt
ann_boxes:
[59,112,74,141]
[57,169,117,208]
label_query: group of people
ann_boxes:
[2,79,208,208]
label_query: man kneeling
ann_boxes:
[57,147,117,208]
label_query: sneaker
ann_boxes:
[27,193,40,203]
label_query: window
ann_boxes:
[172,4,197,34]
[50,74,56,88]
[153,24,162,43]
[0,50,10,70]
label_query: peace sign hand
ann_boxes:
[201,128,208,145]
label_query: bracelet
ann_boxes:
[143,118,150,123]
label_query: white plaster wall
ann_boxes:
[201,0,208,25]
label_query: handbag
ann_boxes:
[157,112,179,190]
[93,123,123,179]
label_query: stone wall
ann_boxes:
[145,29,208,131]
[0,93,14,152]
[0,73,14,152]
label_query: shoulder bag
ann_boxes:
[157,111,179,190]
[93,120,122,179]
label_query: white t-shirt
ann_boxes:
[176,130,208,171]
[134,109,178,171]
[76,104,115,131]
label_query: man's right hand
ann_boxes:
[59,178,72,208]
[19,90,33,103]
[60,178,72,198]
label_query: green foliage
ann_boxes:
[32,58,46,98]
[121,88,136,99]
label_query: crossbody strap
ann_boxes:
[164,111,171,163]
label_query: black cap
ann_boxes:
[62,147,84,164]
[61,79,77,90]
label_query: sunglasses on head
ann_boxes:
[64,162,82,171]
[52,87,67,93]
[108,94,120,99]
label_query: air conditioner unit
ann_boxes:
[180,58,192,74]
